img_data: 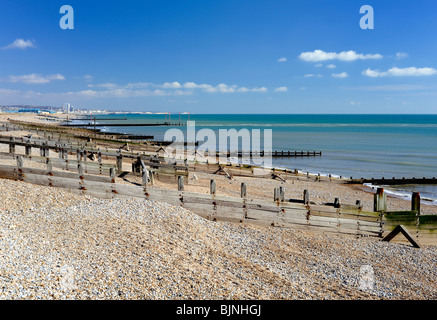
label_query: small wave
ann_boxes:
[189,123,437,128]
[364,183,437,205]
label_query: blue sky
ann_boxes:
[0,0,437,113]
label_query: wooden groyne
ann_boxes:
[349,177,437,185]
[1,152,436,245]
[63,122,186,127]
[0,122,436,246]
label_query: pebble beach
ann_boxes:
[1,178,437,300]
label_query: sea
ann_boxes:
[71,114,437,204]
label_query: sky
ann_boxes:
[0,0,437,114]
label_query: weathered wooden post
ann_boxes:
[274,188,279,202]
[109,167,115,182]
[9,137,15,154]
[374,188,387,212]
[241,182,247,198]
[25,145,31,156]
[78,163,84,176]
[116,154,123,174]
[98,152,102,174]
[16,155,23,168]
[279,186,285,202]
[303,189,310,205]
[142,167,149,187]
[149,170,155,185]
[46,158,52,172]
[178,176,184,191]
[76,150,81,163]
[411,192,421,215]
[16,156,23,181]
[210,179,216,195]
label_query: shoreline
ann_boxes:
[0,111,437,300]
[74,113,437,205]
[1,111,436,214]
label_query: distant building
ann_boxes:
[63,103,72,113]
[18,109,41,114]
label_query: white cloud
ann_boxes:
[216,83,236,93]
[304,73,322,78]
[181,82,268,93]
[88,83,119,89]
[4,80,273,102]
[396,52,408,60]
[251,87,268,93]
[356,84,430,91]
[161,81,182,89]
[363,67,437,77]
[274,86,288,92]
[237,87,249,93]
[126,82,153,88]
[314,64,323,68]
[277,57,287,62]
[332,72,348,78]
[6,73,65,84]
[326,64,337,69]
[299,49,383,62]
[3,39,36,50]
[183,82,199,89]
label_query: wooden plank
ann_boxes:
[215,205,246,223]
[310,204,339,215]
[245,199,280,213]
[0,166,19,180]
[340,208,381,218]
[181,202,215,220]
[20,167,112,183]
[146,188,182,206]
[417,230,437,245]
[309,209,339,219]
[418,215,437,225]
[382,225,421,248]
[278,216,309,228]
[245,207,280,226]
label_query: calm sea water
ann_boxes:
[75,114,437,202]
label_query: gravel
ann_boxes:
[1,178,437,300]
